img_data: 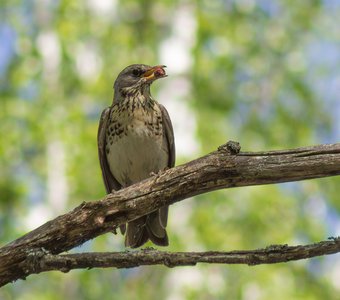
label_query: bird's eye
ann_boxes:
[132,69,142,77]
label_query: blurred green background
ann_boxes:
[1,0,340,299]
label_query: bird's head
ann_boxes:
[113,64,167,102]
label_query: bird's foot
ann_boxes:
[149,169,166,191]
[150,171,157,177]
[150,169,165,179]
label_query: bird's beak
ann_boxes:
[143,65,167,82]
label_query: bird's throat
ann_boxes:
[114,84,152,104]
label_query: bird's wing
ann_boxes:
[98,107,126,235]
[159,104,176,168]
[97,106,122,193]
[158,104,176,228]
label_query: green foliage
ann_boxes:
[1,0,339,299]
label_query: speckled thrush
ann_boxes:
[97,64,175,248]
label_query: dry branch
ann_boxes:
[1,141,340,286]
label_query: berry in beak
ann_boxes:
[143,65,167,82]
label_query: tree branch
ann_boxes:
[1,142,340,286]
[20,238,340,276]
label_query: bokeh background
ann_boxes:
[1,0,340,299]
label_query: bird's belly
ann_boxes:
[107,130,168,186]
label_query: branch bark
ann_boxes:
[1,142,340,286]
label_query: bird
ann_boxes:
[97,64,175,248]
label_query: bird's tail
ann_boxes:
[125,206,169,248]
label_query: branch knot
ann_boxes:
[218,140,241,155]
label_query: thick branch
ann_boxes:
[1,142,340,286]
[20,239,340,275]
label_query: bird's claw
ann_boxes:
[150,169,165,178]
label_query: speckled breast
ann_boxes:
[105,100,168,186]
